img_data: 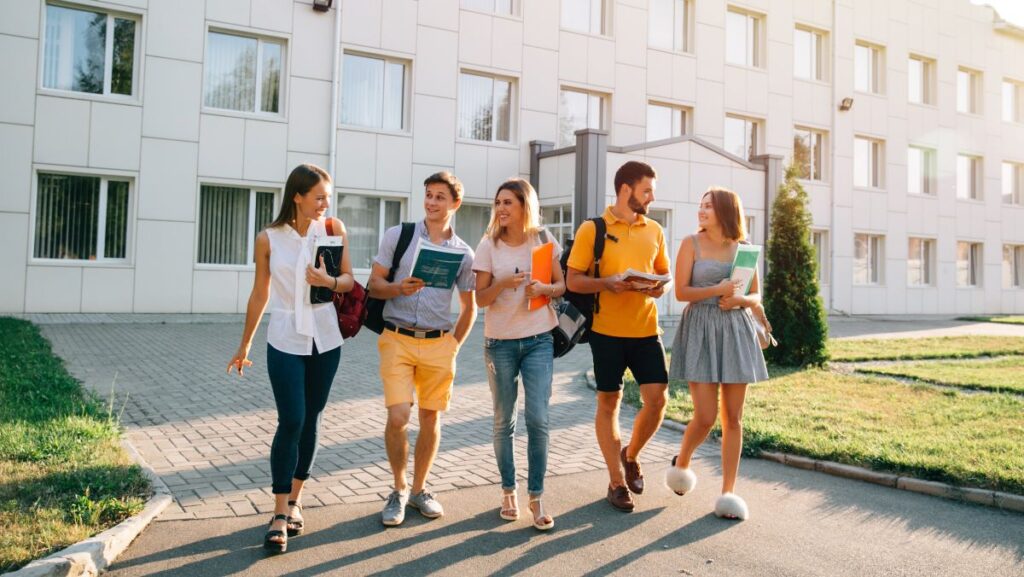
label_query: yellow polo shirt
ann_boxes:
[567,206,671,338]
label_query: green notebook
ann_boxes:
[410,239,467,290]
[729,244,762,295]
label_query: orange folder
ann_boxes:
[529,242,554,311]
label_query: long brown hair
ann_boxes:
[269,164,331,229]
[698,187,747,241]
[485,178,541,243]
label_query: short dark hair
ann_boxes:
[423,171,464,202]
[613,161,657,195]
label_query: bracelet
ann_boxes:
[332,276,338,291]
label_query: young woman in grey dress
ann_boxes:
[664,187,768,521]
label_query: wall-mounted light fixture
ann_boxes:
[839,97,854,111]
[312,0,333,12]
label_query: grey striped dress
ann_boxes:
[668,235,769,384]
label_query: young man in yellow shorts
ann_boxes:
[566,160,671,512]
[368,171,477,526]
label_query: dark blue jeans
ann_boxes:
[267,343,341,494]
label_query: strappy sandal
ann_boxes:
[264,514,288,553]
[499,490,519,521]
[529,496,554,531]
[287,500,304,537]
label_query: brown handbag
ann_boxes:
[748,306,777,349]
[324,219,367,339]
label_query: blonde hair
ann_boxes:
[698,187,747,242]
[486,178,542,243]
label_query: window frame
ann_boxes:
[335,192,407,271]
[854,41,885,95]
[957,67,982,115]
[338,50,411,133]
[646,101,690,142]
[560,0,609,37]
[1003,161,1024,206]
[724,114,762,162]
[1003,245,1024,289]
[793,126,826,181]
[725,7,764,69]
[853,136,884,190]
[956,154,983,201]
[460,0,518,17]
[793,25,828,82]
[853,233,884,286]
[558,87,607,148]
[810,229,829,285]
[29,167,136,266]
[457,69,517,145]
[907,146,936,196]
[39,2,144,102]
[1003,79,1023,123]
[541,203,574,247]
[907,54,936,106]
[956,241,984,288]
[202,27,287,118]
[194,183,280,269]
[648,0,692,53]
[906,237,935,287]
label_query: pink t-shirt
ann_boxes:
[473,233,562,340]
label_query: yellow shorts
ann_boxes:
[378,329,459,411]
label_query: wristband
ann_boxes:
[333,276,338,291]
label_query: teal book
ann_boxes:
[410,239,467,290]
[729,244,761,295]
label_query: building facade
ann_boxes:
[1,0,1023,314]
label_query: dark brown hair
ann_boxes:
[423,171,464,202]
[699,187,747,242]
[269,164,331,229]
[613,161,657,195]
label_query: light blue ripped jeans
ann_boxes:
[484,332,554,496]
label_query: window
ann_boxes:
[745,215,756,243]
[907,238,934,286]
[907,147,936,195]
[793,127,824,181]
[562,0,604,35]
[853,234,883,285]
[957,68,981,114]
[541,204,573,246]
[956,155,982,200]
[1003,162,1023,205]
[341,53,406,131]
[908,55,935,105]
[43,4,138,96]
[461,0,514,15]
[558,89,604,147]
[649,0,689,52]
[854,137,883,188]
[726,9,762,67]
[956,241,983,287]
[646,102,688,142]
[197,185,276,265]
[854,42,883,94]
[1004,245,1024,288]
[724,115,759,161]
[453,204,492,248]
[203,31,282,114]
[1004,80,1023,122]
[458,72,513,143]
[810,229,828,283]
[34,173,131,261]
[793,27,825,81]
[337,195,403,269]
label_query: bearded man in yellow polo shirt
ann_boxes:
[566,160,672,512]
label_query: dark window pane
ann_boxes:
[35,174,100,259]
[260,42,282,113]
[198,185,250,264]
[104,181,129,258]
[111,18,135,95]
[44,5,106,94]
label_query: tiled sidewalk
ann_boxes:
[40,318,705,520]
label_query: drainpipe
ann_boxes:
[327,3,342,218]
[828,0,837,312]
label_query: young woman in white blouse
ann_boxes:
[228,164,354,553]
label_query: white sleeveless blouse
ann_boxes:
[265,219,343,356]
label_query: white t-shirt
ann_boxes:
[473,231,562,340]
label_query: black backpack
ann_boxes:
[364,222,416,334]
[560,217,607,344]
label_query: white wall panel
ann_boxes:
[0,123,33,213]
[89,103,143,170]
[81,268,134,312]
[133,220,194,312]
[34,96,90,166]
[138,138,199,222]
[0,35,37,125]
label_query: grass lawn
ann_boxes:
[957,315,1024,325]
[624,368,1024,494]
[828,336,1024,361]
[0,318,149,572]
[857,357,1024,394]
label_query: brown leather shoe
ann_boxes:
[607,484,635,512]
[621,447,644,494]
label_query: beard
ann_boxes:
[628,194,649,215]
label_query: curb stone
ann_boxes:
[581,370,1024,515]
[6,440,172,577]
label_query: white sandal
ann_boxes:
[499,491,519,521]
[529,496,554,531]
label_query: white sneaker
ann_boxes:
[381,490,410,526]
[409,489,444,518]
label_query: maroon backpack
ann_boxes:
[325,219,368,338]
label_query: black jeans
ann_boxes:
[267,343,341,494]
